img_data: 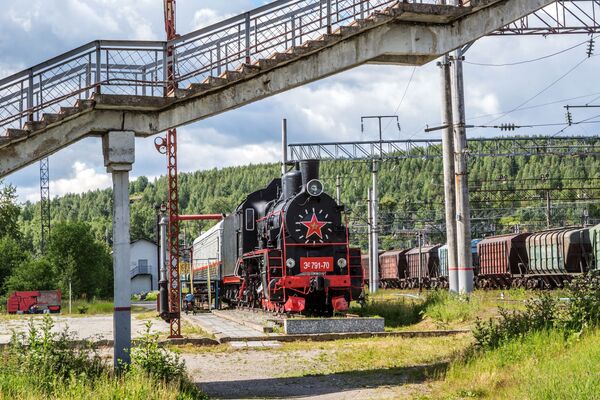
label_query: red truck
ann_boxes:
[7,290,61,314]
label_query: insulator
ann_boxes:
[587,38,595,58]
[565,111,573,126]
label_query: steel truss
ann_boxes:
[492,0,600,35]
[39,157,50,254]
[288,135,600,161]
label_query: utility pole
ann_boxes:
[451,46,473,294]
[367,188,374,293]
[281,118,288,175]
[438,55,459,293]
[39,157,51,254]
[417,231,423,295]
[371,159,379,292]
[546,190,552,228]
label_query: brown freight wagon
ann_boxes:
[405,245,441,289]
[477,233,530,288]
[378,249,408,288]
[361,255,370,285]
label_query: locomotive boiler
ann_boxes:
[192,160,363,315]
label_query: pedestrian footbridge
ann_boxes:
[0,0,555,177]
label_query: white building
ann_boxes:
[130,239,158,295]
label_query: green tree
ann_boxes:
[4,258,57,293]
[45,222,113,299]
[0,182,21,240]
[0,236,30,295]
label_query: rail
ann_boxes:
[0,0,453,133]
[131,265,153,277]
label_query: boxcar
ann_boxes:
[361,255,370,284]
[526,227,591,287]
[405,245,441,288]
[378,249,408,288]
[590,223,600,272]
[477,233,530,288]
[438,239,482,288]
[7,290,61,314]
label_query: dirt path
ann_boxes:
[184,349,438,399]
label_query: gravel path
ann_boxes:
[184,349,435,399]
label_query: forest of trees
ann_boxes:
[16,141,600,254]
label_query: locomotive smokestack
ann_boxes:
[300,159,320,188]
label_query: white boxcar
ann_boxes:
[192,221,223,281]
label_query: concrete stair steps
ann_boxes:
[334,25,361,36]
[286,46,312,56]
[255,58,279,70]
[59,107,79,117]
[5,128,27,139]
[219,70,243,82]
[23,120,47,132]
[41,113,62,124]
[268,52,294,63]
[236,63,261,76]
[202,76,228,88]
[74,99,95,110]
[187,83,211,93]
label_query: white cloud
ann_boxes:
[50,162,111,200]
[192,9,235,30]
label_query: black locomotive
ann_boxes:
[193,160,363,315]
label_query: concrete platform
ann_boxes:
[186,313,265,340]
[284,317,385,335]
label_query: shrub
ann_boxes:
[9,315,105,391]
[561,272,600,333]
[144,291,159,301]
[473,293,558,350]
[77,304,89,314]
[421,290,480,327]
[131,321,187,382]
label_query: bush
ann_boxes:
[473,293,558,349]
[131,321,187,382]
[422,290,480,327]
[473,274,600,350]
[77,304,89,314]
[2,315,206,399]
[144,291,159,301]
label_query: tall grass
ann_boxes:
[0,316,206,400]
[425,329,600,399]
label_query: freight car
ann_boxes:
[437,239,481,288]
[476,233,531,288]
[7,290,61,314]
[404,245,441,289]
[192,160,363,315]
[525,227,591,288]
[378,249,409,288]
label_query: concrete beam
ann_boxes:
[0,0,554,178]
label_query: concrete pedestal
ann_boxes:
[103,131,135,368]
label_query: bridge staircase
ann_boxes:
[0,0,556,177]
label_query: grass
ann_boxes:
[422,328,600,399]
[0,370,205,400]
[351,289,550,331]
[273,334,473,377]
[60,300,148,315]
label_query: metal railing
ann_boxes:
[131,265,154,277]
[0,0,450,133]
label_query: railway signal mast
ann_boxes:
[155,0,183,338]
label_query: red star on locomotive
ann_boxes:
[300,213,329,239]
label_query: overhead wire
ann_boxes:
[485,56,590,124]
[464,35,596,67]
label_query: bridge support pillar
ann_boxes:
[103,130,135,369]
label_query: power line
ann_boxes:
[383,66,417,135]
[465,36,596,67]
[487,57,590,124]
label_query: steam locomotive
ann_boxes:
[192,160,364,315]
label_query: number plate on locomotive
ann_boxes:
[300,257,334,272]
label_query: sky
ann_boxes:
[1,0,599,202]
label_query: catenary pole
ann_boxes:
[451,47,474,294]
[438,55,459,293]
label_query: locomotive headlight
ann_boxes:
[306,179,324,196]
[337,258,347,269]
[286,258,296,269]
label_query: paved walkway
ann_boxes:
[187,313,264,338]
